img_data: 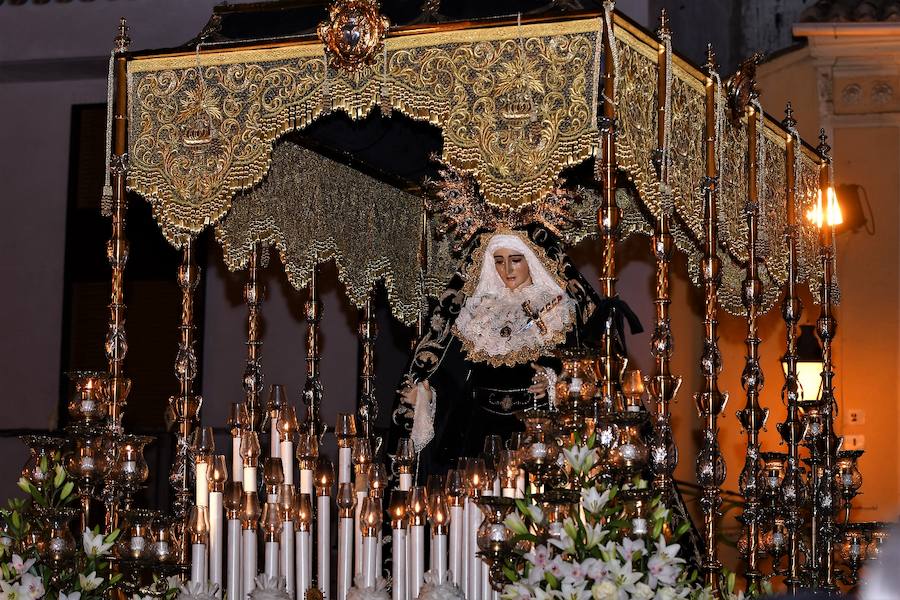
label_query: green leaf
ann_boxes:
[652,520,663,539]
[16,478,30,495]
[60,481,74,501]
[11,511,20,529]
[544,571,559,589]
[39,456,48,474]
[105,528,120,543]
[502,565,519,583]
[676,522,690,537]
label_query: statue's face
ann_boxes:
[493,247,532,290]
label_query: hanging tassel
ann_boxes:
[100,51,115,217]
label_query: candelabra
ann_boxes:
[694,46,728,591]
[647,8,682,500]
[303,265,326,438]
[776,101,806,593]
[736,102,769,591]
[244,243,265,432]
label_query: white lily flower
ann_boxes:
[59,592,82,600]
[79,571,103,592]
[82,530,114,557]
[19,574,43,600]
[0,580,24,600]
[524,504,544,525]
[8,555,35,576]
[607,561,642,598]
[580,488,610,514]
[504,512,529,536]
[583,522,606,549]
[562,446,596,475]
[618,537,645,562]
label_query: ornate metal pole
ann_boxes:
[302,265,325,438]
[358,292,378,444]
[106,17,132,434]
[243,243,264,431]
[596,2,623,412]
[776,103,805,593]
[694,45,727,594]
[171,238,202,522]
[648,9,681,497]
[736,103,768,591]
[816,130,839,590]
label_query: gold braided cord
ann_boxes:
[214,142,457,325]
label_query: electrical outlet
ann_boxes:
[844,435,865,450]
[846,409,866,426]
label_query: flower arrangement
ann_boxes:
[494,437,752,600]
[0,445,122,600]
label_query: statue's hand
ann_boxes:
[528,363,548,399]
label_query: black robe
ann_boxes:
[388,223,602,476]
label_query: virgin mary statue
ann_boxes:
[389,223,610,474]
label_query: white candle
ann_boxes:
[209,491,224,589]
[233,437,243,482]
[399,473,412,491]
[300,469,313,497]
[392,527,407,600]
[337,516,353,600]
[363,536,377,589]
[467,499,481,600]
[191,543,207,584]
[271,417,280,458]
[317,495,331,600]
[194,460,209,506]
[409,525,425,599]
[227,519,242,600]
[501,487,516,499]
[264,541,279,578]
[492,478,501,497]
[281,520,295,594]
[281,441,294,485]
[242,530,257,600]
[243,467,257,493]
[297,530,311,600]
[432,532,447,585]
[376,533,383,582]
[354,491,367,576]
[449,504,463,589]
[338,448,352,485]
[515,470,526,499]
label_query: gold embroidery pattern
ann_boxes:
[126,14,834,314]
[214,142,456,324]
[127,19,602,237]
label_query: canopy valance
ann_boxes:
[125,9,834,317]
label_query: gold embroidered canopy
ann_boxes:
[125,9,833,316]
